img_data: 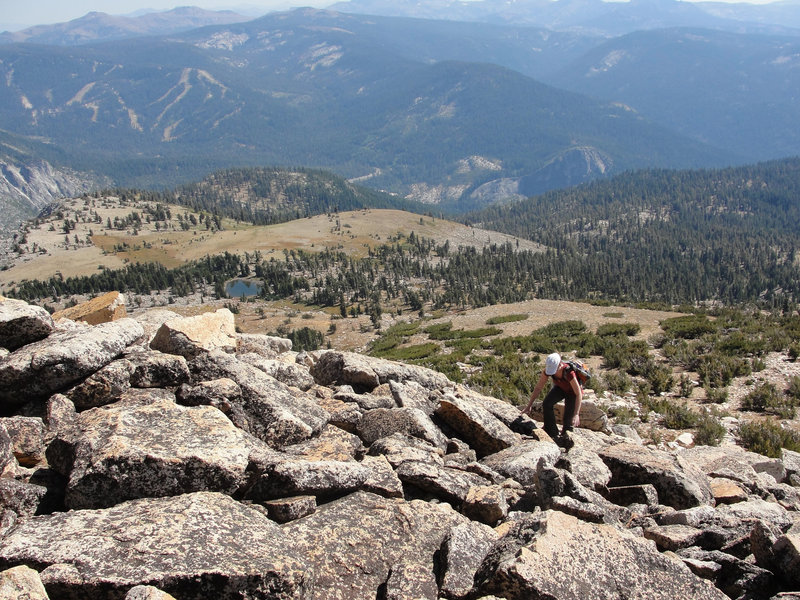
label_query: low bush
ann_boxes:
[741,382,797,418]
[739,419,800,458]
[606,404,637,424]
[716,331,767,357]
[378,342,439,361]
[642,361,675,395]
[694,409,727,446]
[678,374,694,398]
[789,376,800,401]
[486,314,528,325]
[703,385,729,404]
[661,338,693,366]
[596,322,641,337]
[660,400,700,430]
[605,370,632,394]
[694,352,750,388]
[661,315,718,339]
[468,353,539,405]
[427,325,501,341]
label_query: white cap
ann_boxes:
[545,353,561,376]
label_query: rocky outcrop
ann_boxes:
[0,565,49,600]
[599,442,714,509]
[0,297,799,600]
[190,350,328,448]
[46,394,254,509]
[474,510,728,599]
[0,492,310,599]
[150,308,237,357]
[310,350,452,391]
[0,318,144,407]
[51,291,127,325]
[0,298,54,352]
[281,491,468,599]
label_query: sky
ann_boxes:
[0,0,782,31]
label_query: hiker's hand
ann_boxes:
[572,414,580,427]
[520,405,530,416]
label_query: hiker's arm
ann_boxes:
[521,372,548,415]
[570,377,583,427]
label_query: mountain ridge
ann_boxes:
[0,7,250,46]
[0,9,737,215]
[330,0,800,36]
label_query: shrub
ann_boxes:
[694,352,750,388]
[603,339,650,374]
[789,376,800,402]
[605,370,632,394]
[427,324,501,341]
[380,343,440,361]
[487,314,528,325]
[788,344,800,361]
[661,338,693,366]
[596,322,641,337]
[716,332,767,357]
[703,385,729,404]
[369,321,420,356]
[423,322,453,337]
[739,419,800,458]
[661,400,700,430]
[642,361,675,395]
[585,373,607,395]
[607,405,637,425]
[661,315,718,339]
[678,374,694,398]
[694,409,727,447]
[468,353,539,405]
[741,382,797,418]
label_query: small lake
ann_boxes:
[225,279,262,298]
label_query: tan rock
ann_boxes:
[150,309,237,357]
[710,477,748,505]
[126,585,178,600]
[0,565,49,600]
[0,297,54,351]
[475,510,728,600]
[0,492,310,599]
[552,399,609,433]
[263,495,317,523]
[463,484,510,525]
[52,291,127,325]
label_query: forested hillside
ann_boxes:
[468,159,800,306]
[7,160,800,310]
[102,167,421,227]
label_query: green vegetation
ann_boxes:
[285,327,325,352]
[469,160,800,306]
[739,420,800,458]
[486,314,528,325]
[694,409,727,447]
[8,253,246,302]
[741,382,799,418]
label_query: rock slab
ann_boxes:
[0,492,311,600]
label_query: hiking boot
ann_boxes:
[558,433,574,451]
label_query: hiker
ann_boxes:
[520,352,582,449]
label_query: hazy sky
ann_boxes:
[0,0,782,31]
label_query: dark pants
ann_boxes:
[542,386,577,439]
